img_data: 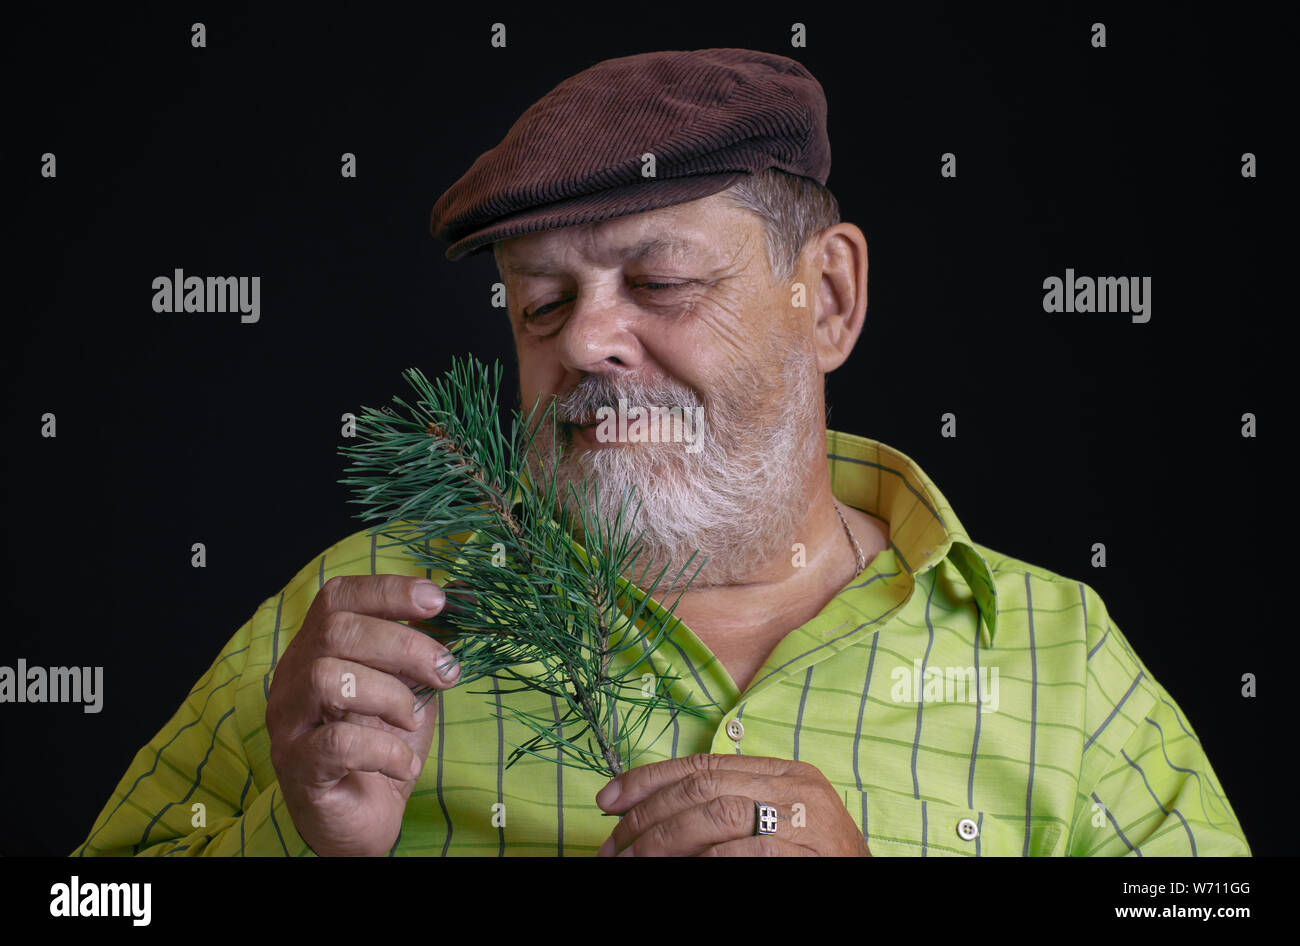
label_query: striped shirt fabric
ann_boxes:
[73,429,1249,856]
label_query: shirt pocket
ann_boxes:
[856,791,1063,857]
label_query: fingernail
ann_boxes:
[596,780,620,809]
[597,837,614,857]
[410,753,423,778]
[414,581,444,612]
[437,653,461,685]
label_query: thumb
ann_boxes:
[406,692,439,782]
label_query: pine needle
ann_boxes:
[338,355,713,777]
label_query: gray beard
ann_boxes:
[527,335,824,590]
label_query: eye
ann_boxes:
[521,298,569,322]
[633,280,692,291]
[630,279,697,305]
[520,280,696,322]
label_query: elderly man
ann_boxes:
[75,48,1248,857]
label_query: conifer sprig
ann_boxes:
[338,355,711,777]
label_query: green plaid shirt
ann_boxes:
[74,429,1249,856]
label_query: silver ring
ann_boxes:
[755,802,779,836]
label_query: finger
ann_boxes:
[312,608,461,693]
[596,753,805,813]
[698,836,814,857]
[611,793,774,856]
[305,656,426,733]
[605,773,800,854]
[313,574,448,625]
[404,579,473,638]
[294,719,420,787]
[340,705,439,783]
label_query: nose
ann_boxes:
[555,285,646,376]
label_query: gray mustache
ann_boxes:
[556,382,699,423]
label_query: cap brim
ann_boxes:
[441,171,748,261]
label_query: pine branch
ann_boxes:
[338,354,714,777]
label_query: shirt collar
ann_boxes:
[518,427,1001,646]
[825,429,1000,646]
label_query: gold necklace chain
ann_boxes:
[833,502,867,575]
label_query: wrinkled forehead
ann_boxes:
[494,196,754,277]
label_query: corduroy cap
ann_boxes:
[430,48,830,261]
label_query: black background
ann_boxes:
[1,3,1284,857]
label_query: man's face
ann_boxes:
[495,192,825,587]
[498,192,801,422]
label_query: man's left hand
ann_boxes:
[595,753,871,856]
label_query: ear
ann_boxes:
[808,223,868,373]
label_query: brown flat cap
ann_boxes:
[430,48,831,261]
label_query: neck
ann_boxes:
[552,414,889,688]
[649,467,889,680]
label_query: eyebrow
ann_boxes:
[500,236,705,277]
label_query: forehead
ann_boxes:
[494,193,757,275]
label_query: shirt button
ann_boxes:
[725,719,745,741]
[956,818,979,841]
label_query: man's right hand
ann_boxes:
[267,574,461,857]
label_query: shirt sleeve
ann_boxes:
[1064,588,1251,857]
[71,599,316,857]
